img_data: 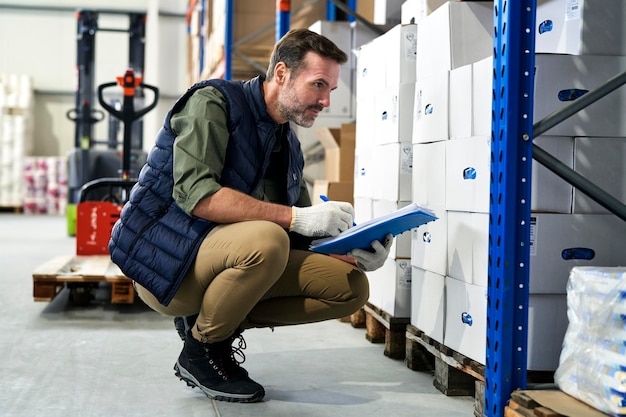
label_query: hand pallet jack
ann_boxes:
[32,70,158,305]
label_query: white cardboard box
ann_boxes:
[367,257,412,318]
[415,1,492,79]
[446,211,490,287]
[356,95,376,149]
[536,0,626,56]
[444,276,487,364]
[447,211,626,293]
[472,56,492,137]
[526,294,569,371]
[412,141,446,208]
[353,146,374,198]
[444,276,568,370]
[413,71,449,143]
[411,206,447,276]
[573,136,626,214]
[356,37,386,98]
[449,63,473,139]
[372,142,413,201]
[374,83,416,145]
[410,266,445,343]
[445,135,575,214]
[380,24,417,87]
[353,196,373,225]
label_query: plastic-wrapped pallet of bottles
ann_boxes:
[0,73,34,209]
[555,266,626,417]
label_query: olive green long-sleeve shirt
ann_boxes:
[170,85,311,217]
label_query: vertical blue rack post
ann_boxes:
[485,1,537,417]
[276,0,291,42]
[224,0,234,80]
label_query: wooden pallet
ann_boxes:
[32,254,134,304]
[504,390,609,417]
[406,324,483,398]
[363,302,410,360]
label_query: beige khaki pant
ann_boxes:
[136,220,369,343]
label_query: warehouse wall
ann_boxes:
[0,0,188,157]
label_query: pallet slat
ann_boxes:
[32,255,134,303]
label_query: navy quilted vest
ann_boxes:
[109,76,304,305]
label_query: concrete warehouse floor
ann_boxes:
[0,213,475,417]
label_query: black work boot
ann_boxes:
[174,314,198,341]
[174,330,265,403]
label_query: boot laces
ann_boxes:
[202,333,247,380]
[221,334,247,377]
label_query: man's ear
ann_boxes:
[274,62,288,84]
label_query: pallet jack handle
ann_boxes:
[97,69,159,179]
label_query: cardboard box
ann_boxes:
[380,24,417,87]
[367,257,412,317]
[317,123,356,182]
[411,206,447,276]
[444,276,568,369]
[356,36,386,98]
[372,142,413,201]
[374,83,416,145]
[413,70,449,144]
[471,56,492,137]
[356,95,376,149]
[449,63,473,139]
[447,211,626,293]
[526,294,569,371]
[446,211,490,287]
[416,1,492,79]
[353,146,374,198]
[445,135,574,214]
[536,0,626,56]
[412,141,446,208]
[312,180,354,205]
[353,196,373,225]
[410,266,445,343]
[444,276,487,364]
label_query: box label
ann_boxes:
[565,0,581,20]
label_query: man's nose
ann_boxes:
[319,90,331,108]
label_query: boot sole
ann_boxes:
[174,361,265,403]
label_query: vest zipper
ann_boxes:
[128,206,170,255]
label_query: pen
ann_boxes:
[319,195,356,226]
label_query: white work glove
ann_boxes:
[290,202,355,237]
[348,233,393,272]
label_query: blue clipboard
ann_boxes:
[309,203,438,255]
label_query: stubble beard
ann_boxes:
[277,87,323,128]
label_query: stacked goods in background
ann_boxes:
[186,0,327,84]
[23,157,68,215]
[354,0,626,378]
[355,19,419,319]
[0,73,34,210]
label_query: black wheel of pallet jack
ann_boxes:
[67,283,98,305]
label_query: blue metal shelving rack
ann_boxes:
[486,1,536,416]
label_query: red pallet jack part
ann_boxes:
[98,69,159,180]
[75,201,121,256]
[117,69,143,97]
